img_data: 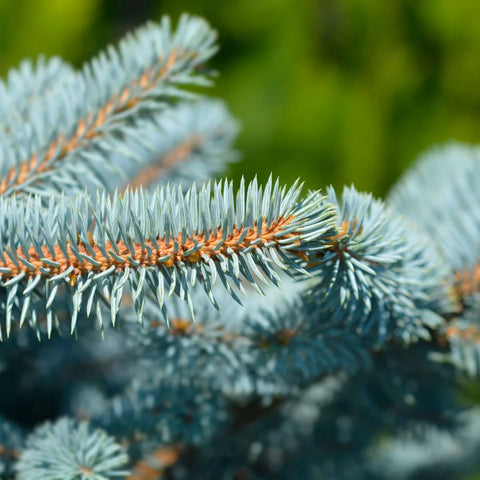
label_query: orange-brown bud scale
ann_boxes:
[454,264,480,299]
[169,318,196,335]
[128,445,182,480]
[0,444,20,460]
[325,218,362,249]
[446,324,480,343]
[304,218,360,269]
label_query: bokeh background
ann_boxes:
[1,0,479,197]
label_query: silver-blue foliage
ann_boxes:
[388,143,480,376]
[371,408,480,480]
[0,56,74,136]
[96,99,239,193]
[388,142,480,272]
[15,418,129,480]
[308,186,455,343]
[0,178,336,337]
[120,282,369,401]
[97,381,229,458]
[0,15,218,197]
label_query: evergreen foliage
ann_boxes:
[15,418,128,480]
[0,12,479,480]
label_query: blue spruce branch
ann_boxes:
[0,15,218,197]
[0,178,336,337]
[388,143,480,376]
[15,418,129,480]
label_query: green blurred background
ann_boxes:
[0,0,479,196]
